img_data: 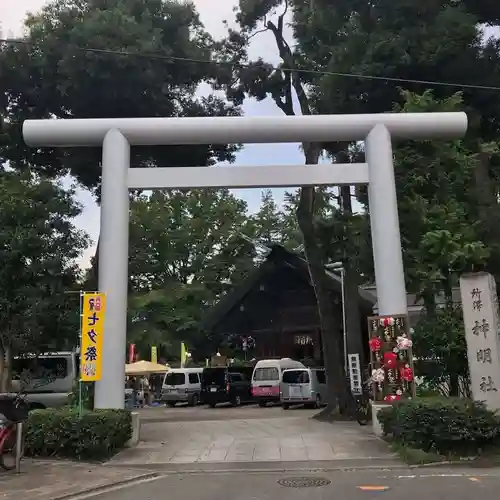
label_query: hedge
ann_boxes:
[378,397,500,455]
[24,408,132,460]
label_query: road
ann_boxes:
[81,467,500,500]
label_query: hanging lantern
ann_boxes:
[369,337,382,352]
[371,368,385,383]
[379,316,395,328]
[383,351,397,369]
[396,335,413,350]
[401,365,414,382]
[383,394,401,402]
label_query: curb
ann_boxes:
[51,472,161,500]
[104,460,411,474]
[157,464,413,474]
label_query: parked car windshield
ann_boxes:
[165,372,185,386]
[202,368,227,386]
[282,369,310,384]
[253,367,279,381]
[12,356,69,382]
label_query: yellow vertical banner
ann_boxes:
[151,346,157,364]
[81,292,106,381]
[180,342,187,367]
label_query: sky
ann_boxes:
[0,0,304,268]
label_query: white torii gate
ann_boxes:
[23,112,467,409]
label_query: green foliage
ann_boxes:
[394,91,491,301]
[25,407,131,460]
[0,171,88,386]
[294,0,500,139]
[127,189,257,359]
[68,379,94,411]
[412,306,469,395]
[0,0,239,189]
[390,441,443,465]
[378,397,500,455]
[251,190,287,246]
[290,0,500,287]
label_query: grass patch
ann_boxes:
[390,441,444,465]
[390,441,500,467]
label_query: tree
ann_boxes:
[0,0,240,189]
[393,90,491,310]
[251,190,286,245]
[216,0,356,415]
[127,189,257,359]
[412,307,470,398]
[0,171,88,390]
[292,0,500,281]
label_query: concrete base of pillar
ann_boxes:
[125,412,141,448]
[371,403,388,437]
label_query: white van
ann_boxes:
[251,358,305,407]
[161,367,203,407]
[10,351,77,409]
[280,367,327,409]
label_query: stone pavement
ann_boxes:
[0,460,158,500]
[109,408,397,470]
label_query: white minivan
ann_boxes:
[251,358,305,407]
[280,367,327,409]
[161,367,203,407]
[10,351,77,409]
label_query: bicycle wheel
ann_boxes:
[0,425,23,471]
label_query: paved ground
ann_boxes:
[0,405,402,499]
[108,404,398,470]
[74,467,500,500]
[0,460,158,500]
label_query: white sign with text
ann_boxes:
[460,272,500,410]
[348,353,363,396]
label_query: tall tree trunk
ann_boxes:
[298,149,354,417]
[263,12,353,416]
[339,186,364,365]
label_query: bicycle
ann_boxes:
[0,391,30,470]
[350,373,373,426]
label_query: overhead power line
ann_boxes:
[1,37,500,92]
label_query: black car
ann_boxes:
[201,366,254,407]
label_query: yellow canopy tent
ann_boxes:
[125,360,169,376]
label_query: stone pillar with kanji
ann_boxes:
[460,272,500,411]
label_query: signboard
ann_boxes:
[151,346,157,364]
[80,292,106,382]
[460,273,500,410]
[348,353,363,396]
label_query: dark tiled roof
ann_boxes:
[201,244,376,332]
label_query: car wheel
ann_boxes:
[314,395,321,409]
[282,404,290,410]
[167,402,176,407]
[258,401,267,408]
[232,395,241,407]
[208,403,217,408]
[190,394,198,407]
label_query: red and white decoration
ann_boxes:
[368,314,416,403]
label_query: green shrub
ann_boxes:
[378,397,500,455]
[24,408,132,460]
